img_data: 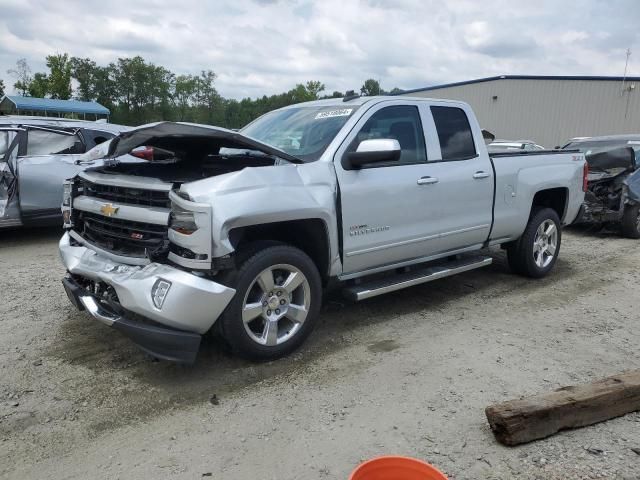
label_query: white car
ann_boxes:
[488,140,545,153]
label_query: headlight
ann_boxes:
[169,202,198,235]
[151,279,171,309]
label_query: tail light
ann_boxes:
[582,161,589,192]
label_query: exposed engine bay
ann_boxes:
[86,121,299,182]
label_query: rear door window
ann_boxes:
[431,106,477,161]
[26,129,84,156]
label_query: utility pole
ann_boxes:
[621,48,631,96]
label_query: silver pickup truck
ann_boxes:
[59,96,587,363]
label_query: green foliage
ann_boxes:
[28,72,49,98]
[0,78,5,97]
[46,53,72,99]
[360,78,382,96]
[7,53,394,128]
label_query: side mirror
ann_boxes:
[344,139,401,169]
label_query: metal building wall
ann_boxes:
[403,78,640,148]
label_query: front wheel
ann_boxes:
[621,204,640,239]
[507,208,562,278]
[218,244,322,361]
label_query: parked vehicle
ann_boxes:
[563,135,640,237]
[60,97,586,363]
[0,117,129,228]
[487,139,545,153]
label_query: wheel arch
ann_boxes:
[530,187,568,222]
[229,218,332,282]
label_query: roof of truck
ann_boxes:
[276,95,463,110]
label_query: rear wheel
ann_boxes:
[621,204,640,239]
[507,208,561,278]
[219,244,322,360]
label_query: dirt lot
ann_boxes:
[1,226,639,479]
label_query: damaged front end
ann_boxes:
[577,146,640,224]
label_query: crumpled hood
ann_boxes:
[108,121,302,164]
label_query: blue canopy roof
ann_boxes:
[0,95,109,115]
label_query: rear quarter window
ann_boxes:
[431,106,477,161]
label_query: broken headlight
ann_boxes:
[169,202,198,235]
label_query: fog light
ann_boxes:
[151,279,171,309]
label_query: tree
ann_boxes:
[46,53,72,99]
[70,57,98,101]
[360,78,382,96]
[8,58,32,96]
[305,80,325,99]
[0,79,5,97]
[173,74,198,120]
[389,87,404,95]
[28,72,49,98]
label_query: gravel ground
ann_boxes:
[1,226,640,479]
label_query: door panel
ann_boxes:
[410,159,493,254]
[17,127,85,224]
[18,155,84,223]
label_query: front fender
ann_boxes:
[181,161,341,274]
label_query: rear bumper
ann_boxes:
[59,232,236,362]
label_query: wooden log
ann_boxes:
[485,369,640,446]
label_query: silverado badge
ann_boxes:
[100,203,119,217]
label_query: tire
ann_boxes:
[218,244,322,361]
[621,204,640,239]
[506,207,562,278]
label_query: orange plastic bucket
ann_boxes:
[349,456,448,480]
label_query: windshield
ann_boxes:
[564,139,640,162]
[240,105,359,162]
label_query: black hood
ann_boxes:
[108,122,303,164]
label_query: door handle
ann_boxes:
[417,176,439,185]
[473,171,490,179]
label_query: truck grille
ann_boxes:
[78,179,171,208]
[73,211,169,257]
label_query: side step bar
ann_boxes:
[343,256,492,301]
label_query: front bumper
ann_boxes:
[59,232,236,362]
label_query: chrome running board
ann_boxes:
[343,256,492,301]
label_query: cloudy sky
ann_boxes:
[1,0,639,99]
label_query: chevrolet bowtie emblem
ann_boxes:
[100,203,119,217]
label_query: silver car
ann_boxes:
[0,117,129,228]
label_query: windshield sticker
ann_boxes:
[315,109,353,120]
[628,141,640,145]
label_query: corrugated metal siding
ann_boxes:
[403,79,640,147]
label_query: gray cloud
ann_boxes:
[0,0,638,99]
